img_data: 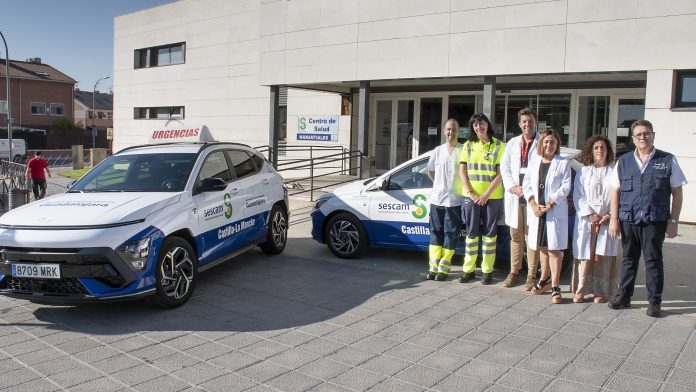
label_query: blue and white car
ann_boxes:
[312,148,580,265]
[0,126,288,308]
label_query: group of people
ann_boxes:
[426,108,686,317]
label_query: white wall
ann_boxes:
[113,0,268,151]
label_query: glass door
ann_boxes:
[374,99,415,173]
[418,98,443,155]
[611,97,645,156]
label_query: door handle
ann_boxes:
[229,188,240,194]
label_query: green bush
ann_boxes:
[51,118,79,130]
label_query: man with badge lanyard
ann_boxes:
[500,108,541,290]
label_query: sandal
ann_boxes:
[531,277,551,295]
[551,287,563,304]
[573,293,584,303]
[593,296,605,303]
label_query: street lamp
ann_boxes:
[92,76,109,149]
[0,30,12,162]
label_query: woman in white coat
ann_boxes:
[571,135,619,303]
[523,129,572,304]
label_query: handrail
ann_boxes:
[0,160,30,211]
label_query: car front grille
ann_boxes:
[5,277,89,296]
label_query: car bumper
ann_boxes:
[311,210,327,243]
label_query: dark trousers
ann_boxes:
[619,221,666,304]
[461,198,501,239]
[429,205,462,250]
[31,179,47,200]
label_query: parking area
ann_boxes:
[1,181,696,391]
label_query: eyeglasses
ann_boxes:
[632,132,653,139]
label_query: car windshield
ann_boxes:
[68,153,197,192]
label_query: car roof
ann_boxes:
[116,142,253,156]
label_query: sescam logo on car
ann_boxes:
[376,194,429,219]
[411,194,428,219]
[205,193,234,221]
[224,194,233,219]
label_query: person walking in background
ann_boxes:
[25,151,51,200]
[523,129,571,304]
[458,113,505,285]
[500,107,541,290]
[571,135,619,303]
[426,119,464,281]
[608,120,686,317]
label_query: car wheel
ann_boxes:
[325,213,367,259]
[260,204,288,254]
[147,236,197,309]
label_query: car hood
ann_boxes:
[0,192,182,228]
[329,179,368,197]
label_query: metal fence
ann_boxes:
[0,160,31,212]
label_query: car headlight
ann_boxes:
[116,237,151,270]
[314,195,335,211]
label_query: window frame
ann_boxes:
[0,100,7,114]
[49,103,64,117]
[673,70,696,109]
[133,106,185,119]
[30,102,46,116]
[134,42,186,69]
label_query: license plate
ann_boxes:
[11,263,61,279]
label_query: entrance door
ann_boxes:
[374,99,415,173]
[611,97,645,156]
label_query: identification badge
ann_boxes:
[520,168,528,175]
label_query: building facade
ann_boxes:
[114,0,696,221]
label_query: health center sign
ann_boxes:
[297,115,339,142]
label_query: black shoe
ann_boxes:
[458,272,475,283]
[607,296,631,310]
[434,274,447,281]
[481,273,492,285]
[646,302,662,318]
[426,272,436,280]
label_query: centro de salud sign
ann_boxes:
[297,115,339,142]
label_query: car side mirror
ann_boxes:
[67,180,76,189]
[381,177,390,191]
[199,177,227,192]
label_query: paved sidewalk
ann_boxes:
[1,175,695,391]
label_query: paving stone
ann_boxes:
[268,348,321,370]
[0,367,41,389]
[237,359,290,383]
[108,335,156,352]
[440,339,488,358]
[557,363,613,386]
[397,315,441,331]
[0,358,23,374]
[547,331,596,349]
[405,332,451,350]
[270,330,317,347]
[461,329,506,346]
[265,371,324,392]
[350,319,392,335]
[307,381,354,392]
[619,358,671,381]
[427,321,469,338]
[573,312,615,327]
[150,352,200,373]
[172,362,228,385]
[68,376,126,392]
[297,338,345,356]
[241,339,290,359]
[375,325,421,342]
[216,333,263,349]
[676,353,696,371]
[49,366,101,388]
[0,378,61,392]
[512,324,557,341]
[92,353,143,373]
[352,335,402,354]
[360,355,412,376]
[641,334,687,353]
[394,364,450,387]
[456,359,509,382]
[329,367,386,390]
[432,374,491,392]
[599,327,645,344]
[572,350,623,372]
[72,345,122,363]
[417,350,470,372]
[510,302,547,316]
[630,344,680,365]
[297,322,343,337]
[199,373,258,392]
[208,351,260,372]
[662,383,696,392]
[14,347,66,366]
[494,335,543,354]
[467,304,504,319]
[368,377,426,392]
[586,337,635,356]
[325,346,375,366]
[475,347,527,367]
[606,372,662,392]
[497,368,553,391]
[3,338,51,357]
[326,313,363,327]
[544,378,601,392]
[32,357,83,376]
[383,342,434,363]
[133,375,188,392]
[560,321,606,337]
[298,358,351,381]
[525,315,568,330]
[669,367,696,388]
[324,327,372,345]
[114,363,167,387]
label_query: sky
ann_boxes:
[1,0,175,93]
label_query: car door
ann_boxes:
[191,149,239,266]
[366,157,433,250]
[225,149,267,245]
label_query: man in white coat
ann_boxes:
[500,108,540,290]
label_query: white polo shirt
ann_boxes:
[427,143,463,207]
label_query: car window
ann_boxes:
[69,153,196,192]
[198,151,232,184]
[226,150,257,179]
[250,153,265,171]
[387,159,432,190]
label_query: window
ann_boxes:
[384,158,432,190]
[134,106,185,119]
[226,150,257,179]
[134,42,185,69]
[30,102,46,115]
[198,151,232,184]
[49,103,64,116]
[674,70,696,108]
[0,100,6,114]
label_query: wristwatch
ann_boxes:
[669,219,679,224]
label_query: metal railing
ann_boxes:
[0,160,30,211]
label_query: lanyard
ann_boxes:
[520,137,532,168]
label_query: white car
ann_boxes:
[311,147,580,265]
[0,126,288,308]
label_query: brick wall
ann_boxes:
[0,78,75,129]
